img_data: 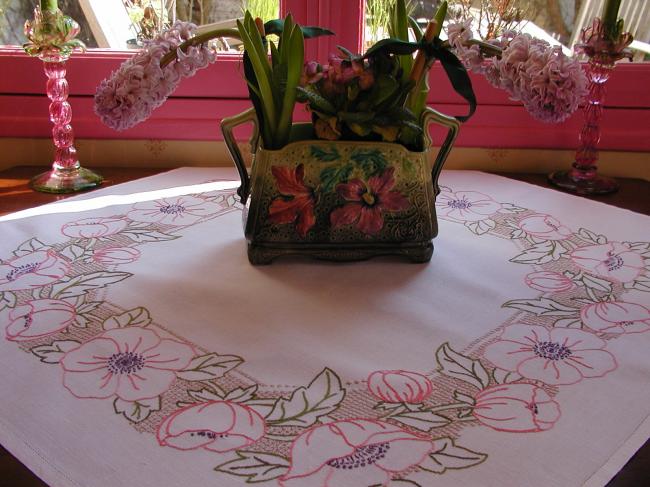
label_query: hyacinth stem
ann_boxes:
[159,27,241,68]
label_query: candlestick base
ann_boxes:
[30,166,103,194]
[548,169,618,195]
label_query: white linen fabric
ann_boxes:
[0,168,649,487]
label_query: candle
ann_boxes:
[601,0,622,39]
[40,0,58,12]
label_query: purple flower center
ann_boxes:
[108,351,145,374]
[6,262,39,281]
[159,204,185,215]
[604,252,624,271]
[22,313,33,328]
[533,341,572,361]
[447,198,472,210]
[189,431,227,440]
[527,402,539,415]
[326,442,390,469]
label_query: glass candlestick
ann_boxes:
[30,51,103,193]
[548,17,632,195]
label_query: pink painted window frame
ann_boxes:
[0,0,648,151]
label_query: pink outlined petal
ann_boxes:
[549,327,607,351]
[114,368,176,401]
[104,327,161,355]
[143,338,196,370]
[517,356,582,385]
[63,368,118,399]
[566,349,617,378]
[60,337,119,372]
[375,438,433,472]
[484,340,532,370]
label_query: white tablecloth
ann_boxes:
[1,168,649,487]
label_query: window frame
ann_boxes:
[0,0,648,151]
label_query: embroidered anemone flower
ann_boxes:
[5,299,76,341]
[435,190,501,223]
[94,21,216,130]
[581,301,650,334]
[127,195,222,226]
[61,216,128,238]
[473,383,561,432]
[60,327,195,401]
[484,324,617,385]
[279,419,434,487]
[570,242,646,283]
[268,164,316,237]
[157,400,266,452]
[0,250,69,292]
[330,167,409,235]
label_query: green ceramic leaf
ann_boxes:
[320,163,353,193]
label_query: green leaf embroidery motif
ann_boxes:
[177,353,244,382]
[503,297,578,317]
[391,410,451,431]
[13,238,49,257]
[420,437,487,474]
[510,240,566,265]
[215,451,290,483]
[121,228,180,243]
[31,340,80,364]
[0,291,17,311]
[465,219,496,235]
[113,397,161,423]
[103,307,152,330]
[50,271,132,299]
[577,228,607,245]
[266,368,345,427]
[436,343,490,390]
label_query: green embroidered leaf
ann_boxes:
[573,272,612,293]
[266,368,345,427]
[420,437,487,474]
[31,340,80,364]
[435,343,490,390]
[465,219,496,235]
[310,145,341,162]
[60,244,87,261]
[215,451,290,483]
[453,390,476,405]
[224,385,258,403]
[113,397,161,423]
[498,203,527,214]
[320,163,353,193]
[0,292,17,311]
[623,241,650,255]
[75,300,102,315]
[350,149,388,178]
[103,307,152,330]
[177,353,244,382]
[577,228,607,245]
[554,317,583,329]
[624,277,650,292]
[503,297,578,317]
[121,228,180,243]
[13,238,49,257]
[50,271,132,299]
[510,240,566,265]
[492,368,522,384]
[391,410,451,431]
[187,387,225,403]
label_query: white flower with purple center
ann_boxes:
[0,250,69,292]
[436,190,502,223]
[127,195,223,226]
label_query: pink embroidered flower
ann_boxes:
[484,324,617,385]
[157,400,266,452]
[0,250,69,292]
[61,327,195,401]
[524,271,575,292]
[279,419,434,487]
[571,242,645,283]
[581,301,650,334]
[5,299,76,341]
[127,195,222,226]
[95,21,216,130]
[435,190,502,223]
[473,383,561,432]
[330,167,409,235]
[92,246,141,266]
[517,214,572,240]
[367,370,433,404]
[61,217,128,238]
[268,164,316,237]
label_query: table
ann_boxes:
[0,166,649,487]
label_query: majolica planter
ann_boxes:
[222,107,460,264]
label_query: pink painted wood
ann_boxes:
[1,0,649,151]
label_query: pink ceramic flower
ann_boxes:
[268,164,316,237]
[127,195,222,226]
[157,401,266,452]
[517,214,572,240]
[367,370,433,404]
[5,299,76,341]
[61,217,128,238]
[571,242,645,283]
[581,301,650,334]
[92,246,141,266]
[435,190,502,223]
[279,419,434,487]
[524,271,575,292]
[330,168,409,235]
[0,250,69,292]
[484,324,617,385]
[61,327,195,401]
[473,383,561,432]
[95,21,216,130]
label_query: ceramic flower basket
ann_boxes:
[222,106,460,264]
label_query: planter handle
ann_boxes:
[221,108,260,204]
[421,107,461,197]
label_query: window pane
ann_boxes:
[0,0,279,51]
[364,0,649,61]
